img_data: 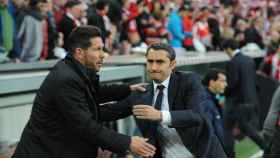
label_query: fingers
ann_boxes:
[130,137,156,157]
[134,105,153,110]
[138,142,156,157]
[133,105,151,118]
[133,105,161,121]
[139,138,156,157]
[137,86,146,92]
[130,83,148,92]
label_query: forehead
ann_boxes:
[146,49,170,59]
[90,37,103,47]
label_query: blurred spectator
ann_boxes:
[193,7,212,50]
[208,7,221,50]
[266,30,280,56]
[87,0,112,48]
[259,45,280,82]
[167,3,190,52]
[120,0,142,54]
[45,0,59,59]
[7,0,29,62]
[244,18,264,49]
[233,19,247,47]
[0,0,15,62]
[18,0,49,62]
[53,32,67,59]
[57,0,86,48]
[52,0,67,24]
[182,5,194,50]
[138,1,169,45]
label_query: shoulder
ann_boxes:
[174,71,201,82]
[50,60,83,87]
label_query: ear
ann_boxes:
[170,60,176,70]
[73,48,84,61]
[209,79,215,88]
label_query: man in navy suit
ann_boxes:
[202,69,227,147]
[109,43,227,158]
[222,39,265,158]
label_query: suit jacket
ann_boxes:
[12,55,132,158]
[225,52,258,106]
[203,89,225,147]
[57,14,76,48]
[107,71,227,158]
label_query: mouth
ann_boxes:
[97,61,103,66]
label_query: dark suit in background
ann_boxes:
[224,52,264,157]
[57,14,76,48]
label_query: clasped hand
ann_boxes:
[133,105,162,121]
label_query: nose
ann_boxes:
[100,50,105,59]
[150,62,158,71]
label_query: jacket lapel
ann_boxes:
[168,72,179,110]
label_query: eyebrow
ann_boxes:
[147,59,165,62]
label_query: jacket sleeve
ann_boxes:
[55,78,131,154]
[225,60,239,97]
[98,94,134,121]
[98,84,131,103]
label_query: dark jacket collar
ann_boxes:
[27,9,45,21]
[64,54,99,91]
[205,88,216,100]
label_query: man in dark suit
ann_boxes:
[222,39,265,158]
[12,26,155,158]
[202,69,227,147]
[57,0,86,48]
[109,43,227,158]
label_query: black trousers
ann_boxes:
[223,103,264,158]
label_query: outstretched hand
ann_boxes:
[129,136,156,157]
[129,83,148,92]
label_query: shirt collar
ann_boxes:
[66,12,81,26]
[232,49,240,58]
[153,75,171,93]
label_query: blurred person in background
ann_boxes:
[57,0,87,48]
[258,44,280,82]
[167,3,192,55]
[18,0,49,62]
[0,0,15,62]
[87,0,113,51]
[222,38,265,158]
[52,0,67,24]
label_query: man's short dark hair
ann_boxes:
[96,0,108,10]
[221,38,239,50]
[65,0,82,8]
[146,43,176,61]
[202,69,226,87]
[66,26,101,54]
[29,0,47,9]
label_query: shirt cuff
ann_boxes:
[161,111,171,125]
